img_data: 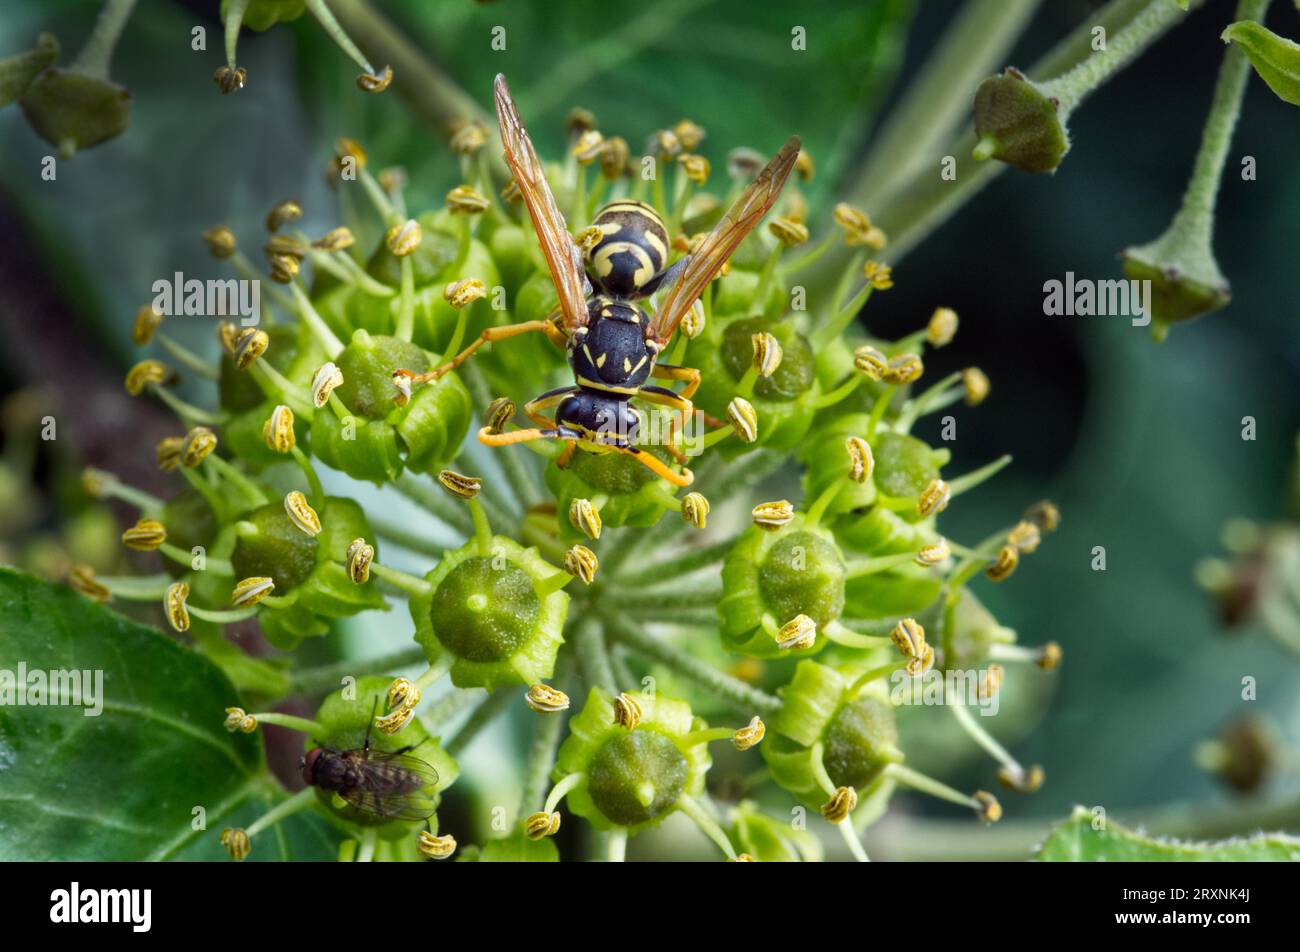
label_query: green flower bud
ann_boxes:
[689,315,823,455]
[1121,242,1229,337]
[20,68,131,159]
[553,689,712,833]
[223,399,310,469]
[719,516,847,659]
[310,331,472,483]
[544,442,681,534]
[1222,21,1300,107]
[310,676,458,837]
[727,800,823,862]
[408,535,569,690]
[761,661,903,817]
[972,68,1070,174]
[218,324,320,413]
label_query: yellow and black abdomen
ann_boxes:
[586,200,670,297]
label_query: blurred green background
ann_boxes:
[1,0,1298,858]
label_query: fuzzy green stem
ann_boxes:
[305,0,374,73]
[368,561,433,598]
[288,645,426,696]
[604,612,781,718]
[444,688,514,757]
[677,795,737,860]
[223,0,250,68]
[249,712,325,735]
[71,0,138,79]
[634,535,739,586]
[393,472,475,535]
[246,786,315,838]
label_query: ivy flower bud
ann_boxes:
[677,153,711,185]
[446,184,490,214]
[733,716,766,750]
[525,811,561,840]
[311,362,345,408]
[526,683,571,714]
[569,498,602,540]
[438,469,483,500]
[776,614,817,651]
[262,405,296,452]
[567,106,597,135]
[132,305,162,345]
[916,539,951,567]
[598,136,630,179]
[673,118,706,150]
[224,706,257,734]
[385,219,422,257]
[1037,642,1063,670]
[651,128,682,158]
[484,397,516,434]
[972,68,1069,173]
[284,490,322,537]
[156,436,183,471]
[998,764,1045,794]
[563,544,598,584]
[845,436,874,484]
[125,359,170,395]
[312,226,355,252]
[862,259,894,290]
[217,320,240,355]
[449,118,487,155]
[1007,520,1042,553]
[165,581,190,632]
[1023,500,1060,533]
[572,129,605,164]
[853,345,888,380]
[68,565,111,602]
[346,538,374,583]
[220,827,251,861]
[681,492,710,529]
[727,147,764,179]
[443,278,487,309]
[356,65,394,93]
[182,427,217,468]
[233,327,269,370]
[727,396,758,443]
[212,65,247,95]
[962,367,991,406]
[985,545,1019,582]
[882,353,924,385]
[416,831,457,859]
[752,499,795,531]
[768,216,809,247]
[232,576,275,608]
[974,790,1003,823]
[890,617,927,659]
[268,252,300,283]
[820,785,857,824]
[613,692,643,730]
[751,332,783,377]
[978,664,1006,702]
[265,199,302,233]
[916,478,950,517]
[117,500,175,564]
[680,300,706,339]
[927,307,958,347]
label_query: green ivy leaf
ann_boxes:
[1222,20,1300,106]
[1037,807,1300,861]
[0,568,336,861]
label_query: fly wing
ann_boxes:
[495,73,590,331]
[340,750,440,822]
[649,135,801,345]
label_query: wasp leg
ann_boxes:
[604,442,694,488]
[523,387,580,469]
[402,318,566,385]
[477,424,584,447]
[637,384,695,463]
[649,362,725,453]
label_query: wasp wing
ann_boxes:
[495,73,590,331]
[649,136,801,345]
[340,749,440,822]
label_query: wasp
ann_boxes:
[395,73,800,488]
[301,701,439,822]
